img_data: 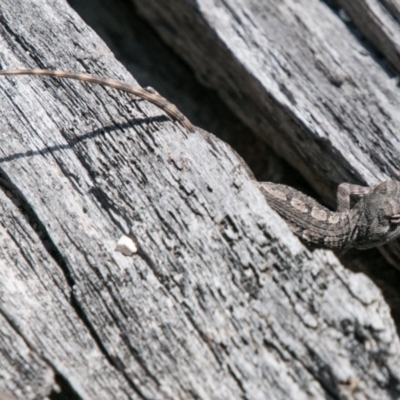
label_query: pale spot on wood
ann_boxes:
[328,214,340,224]
[290,198,308,213]
[311,207,327,221]
[115,235,138,256]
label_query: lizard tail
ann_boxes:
[0,68,194,131]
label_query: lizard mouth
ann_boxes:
[389,214,400,224]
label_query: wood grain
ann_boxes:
[0,1,399,399]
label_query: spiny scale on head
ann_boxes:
[0,68,194,132]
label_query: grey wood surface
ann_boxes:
[0,1,400,399]
[335,0,400,74]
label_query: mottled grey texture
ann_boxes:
[1,1,400,400]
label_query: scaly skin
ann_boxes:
[258,180,400,250]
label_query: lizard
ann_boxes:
[258,180,400,251]
[1,68,400,251]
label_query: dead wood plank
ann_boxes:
[0,187,134,399]
[0,1,400,399]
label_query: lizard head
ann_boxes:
[355,180,400,249]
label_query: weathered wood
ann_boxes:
[133,0,400,267]
[334,0,400,74]
[0,1,400,399]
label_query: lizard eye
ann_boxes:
[387,214,400,225]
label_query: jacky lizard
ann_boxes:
[1,68,399,251]
[258,181,400,250]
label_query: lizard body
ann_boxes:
[1,68,399,251]
[259,180,400,250]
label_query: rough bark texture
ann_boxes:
[0,1,400,400]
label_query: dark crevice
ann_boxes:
[0,12,51,70]
[263,323,345,400]
[225,365,247,400]
[0,170,75,287]
[68,289,148,400]
[48,373,80,400]
[88,185,133,234]
[0,171,148,399]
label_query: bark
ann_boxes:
[0,1,399,400]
